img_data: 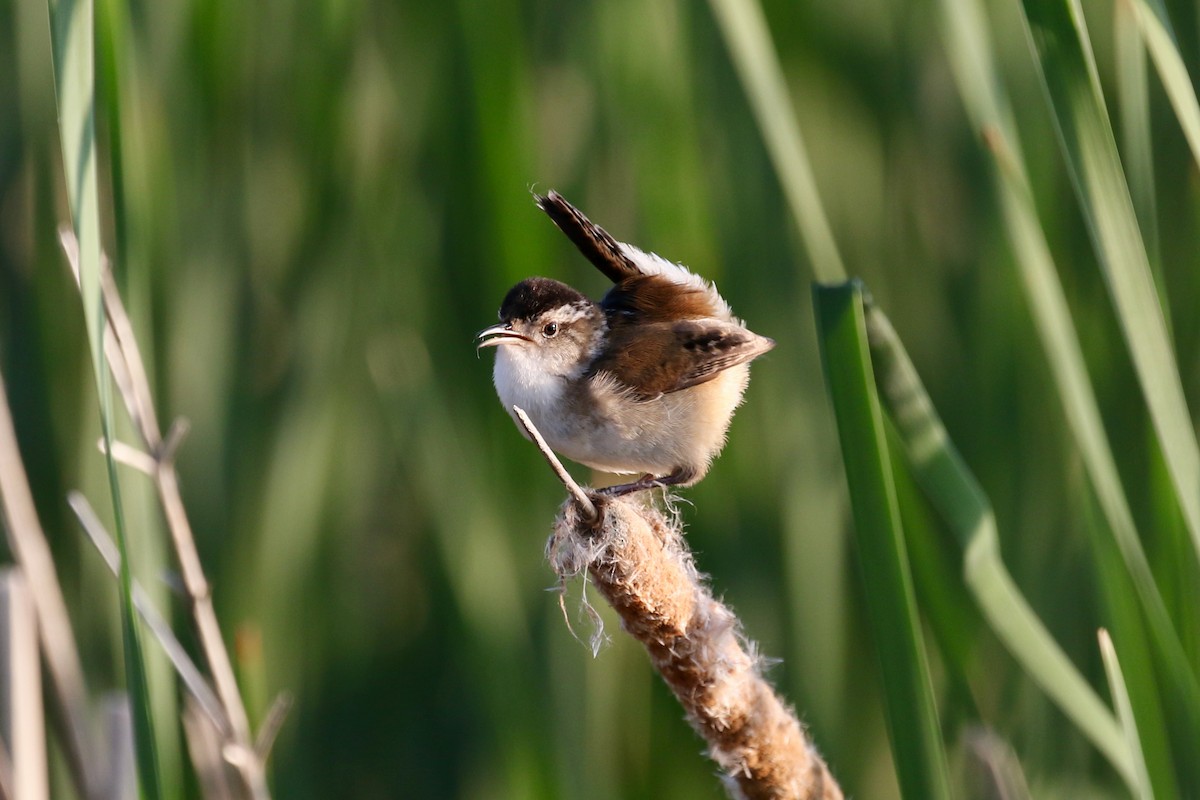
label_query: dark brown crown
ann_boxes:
[498,277,590,322]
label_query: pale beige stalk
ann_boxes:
[0,376,97,799]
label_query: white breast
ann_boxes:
[493,341,751,479]
[493,345,565,419]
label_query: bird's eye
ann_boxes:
[542,322,558,338]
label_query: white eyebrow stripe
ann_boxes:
[547,301,596,326]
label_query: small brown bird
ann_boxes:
[476,191,775,496]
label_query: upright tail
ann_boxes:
[536,191,641,284]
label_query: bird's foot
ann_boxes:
[596,474,658,497]
[596,467,695,497]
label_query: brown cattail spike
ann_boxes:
[548,497,843,800]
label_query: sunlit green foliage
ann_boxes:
[2,0,1199,796]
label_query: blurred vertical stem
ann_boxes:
[1114,0,1159,270]
[0,570,47,800]
[813,281,951,800]
[0,377,97,800]
[96,0,129,264]
[707,0,845,283]
[47,0,162,794]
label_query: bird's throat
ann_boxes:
[492,345,567,418]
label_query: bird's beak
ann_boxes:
[475,323,532,349]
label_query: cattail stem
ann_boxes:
[549,496,843,800]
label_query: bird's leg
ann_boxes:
[597,467,695,497]
[597,474,657,497]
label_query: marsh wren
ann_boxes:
[476,191,775,496]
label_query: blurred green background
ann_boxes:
[1,0,1198,796]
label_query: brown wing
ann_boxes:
[536,191,641,284]
[600,274,720,323]
[589,318,775,397]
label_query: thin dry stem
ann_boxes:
[68,493,230,735]
[957,726,1032,800]
[97,259,163,441]
[0,570,48,800]
[512,406,597,521]
[60,230,267,798]
[99,695,135,800]
[254,692,294,761]
[0,376,98,800]
[98,438,158,475]
[183,699,237,800]
[59,233,144,437]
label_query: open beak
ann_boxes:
[475,323,532,350]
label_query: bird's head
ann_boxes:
[476,278,605,379]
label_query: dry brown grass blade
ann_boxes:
[182,698,237,800]
[254,692,294,762]
[956,727,1033,800]
[0,570,47,800]
[68,492,231,736]
[59,230,269,798]
[98,695,136,800]
[0,376,98,799]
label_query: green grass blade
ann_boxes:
[1018,0,1200,556]
[888,432,983,719]
[1127,0,1200,171]
[707,0,845,283]
[862,303,1135,787]
[49,0,102,364]
[96,0,128,265]
[100,370,160,800]
[938,0,1152,632]
[1090,497,1181,799]
[940,0,1200,779]
[1114,0,1159,267]
[47,0,161,795]
[813,281,951,800]
[988,127,1200,782]
[1099,630,1154,800]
